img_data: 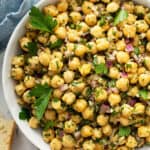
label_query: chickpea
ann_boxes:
[138,67,146,75]
[93,55,105,64]
[144,56,150,70]
[71,115,81,124]
[38,34,48,44]
[49,58,63,73]
[119,117,130,126]
[28,56,40,70]
[116,78,129,92]
[108,93,121,106]
[109,67,120,79]
[102,124,112,136]
[135,5,145,16]
[79,22,89,33]
[116,40,126,51]
[51,99,62,110]
[45,110,56,121]
[94,143,104,150]
[64,120,76,133]
[146,136,150,143]
[38,51,50,67]
[74,44,87,57]
[126,136,137,148]
[146,42,150,52]
[11,67,24,80]
[58,112,68,121]
[127,86,139,97]
[107,27,122,41]
[52,50,63,60]
[19,37,31,51]
[70,80,86,93]
[57,0,68,12]
[62,135,75,148]
[53,89,63,99]
[67,29,80,42]
[83,140,95,150]
[126,14,137,25]
[62,92,76,105]
[90,25,104,38]
[50,138,62,150]
[128,73,138,84]
[24,76,35,88]
[135,20,149,33]
[121,104,133,118]
[125,61,138,73]
[15,83,26,96]
[68,57,81,70]
[123,2,134,13]
[82,1,94,14]
[116,51,129,64]
[73,99,87,112]
[96,38,109,51]
[97,114,108,126]
[55,27,67,39]
[87,42,97,54]
[57,12,69,26]
[94,87,107,102]
[144,13,150,24]
[70,12,82,23]
[43,5,58,16]
[123,25,136,38]
[146,29,150,41]
[28,117,39,128]
[42,129,55,143]
[106,2,119,13]
[117,146,128,150]
[22,90,33,104]
[51,75,64,88]
[12,55,24,67]
[79,63,92,76]
[85,14,97,26]
[41,75,51,85]
[138,126,150,137]
[92,128,102,139]
[81,125,93,137]
[138,73,150,87]
[82,106,94,120]
[63,71,75,84]
[133,103,145,114]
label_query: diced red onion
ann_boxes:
[120,72,128,78]
[100,104,110,113]
[125,38,134,44]
[60,84,68,91]
[74,131,81,140]
[106,60,113,68]
[59,131,64,137]
[128,99,136,107]
[126,44,134,52]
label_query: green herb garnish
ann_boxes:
[19,107,30,120]
[94,63,108,75]
[25,42,38,56]
[29,6,57,32]
[44,121,56,130]
[134,47,140,55]
[139,89,149,100]
[99,16,106,26]
[49,39,63,49]
[30,84,52,120]
[114,9,128,25]
[118,126,131,137]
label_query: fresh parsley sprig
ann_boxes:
[29,7,57,32]
[19,107,31,120]
[30,84,52,120]
[118,126,131,137]
[25,42,38,56]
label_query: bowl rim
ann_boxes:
[2,0,57,149]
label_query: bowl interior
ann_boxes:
[2,0,150,150]
[2,0,57,150]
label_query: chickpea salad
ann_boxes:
[11,0,150,149]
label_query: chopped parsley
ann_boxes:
[30,84,52,120]
[118,126,131,137]
[44,121,56,130]
[49,39,63,49]
[134,47,140,55]
[139,89,149,100]
[29,7,57,32]
[25,42,38,56]
[99,16,106,26]
[19,107,30,120]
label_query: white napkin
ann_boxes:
[133,0,150,7]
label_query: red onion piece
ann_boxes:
[59,84,68,91]
[120,72,128,78]
[106,60,113,68]
[128,99,136,107]
[100,104,110,113]
[126,44,134,52]
[59,131,64,137]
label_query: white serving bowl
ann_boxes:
[2,0,57,150]
[2,0,150,150]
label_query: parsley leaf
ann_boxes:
[30,84,52,120]
[94,63,108,75]
[44,121,56,130]
[49,39,63,49]
[99,16,106,26]
[139,89,149,100]
[29,7,57,32]
[114,9,128,25]
[118,126,131,137]
[19,107,30,120]
[134,47,140,55]
[25,42,38,56]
